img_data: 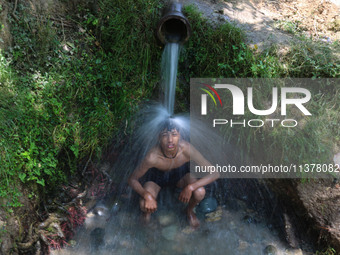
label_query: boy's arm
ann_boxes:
[128,156,153,198]
[128,155,158,213]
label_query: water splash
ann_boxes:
[110,104,188,188]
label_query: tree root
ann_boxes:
[17,212,73,253]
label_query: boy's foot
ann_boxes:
[187,210,200,228]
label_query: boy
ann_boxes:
[128,119,219,227]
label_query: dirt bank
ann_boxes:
[179,0,340,52]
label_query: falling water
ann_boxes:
[161,42,180,115]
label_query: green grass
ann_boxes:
[0,0,164,207]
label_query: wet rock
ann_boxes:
[173,236,192,254]
[157,211,176,226]
[93,204,109,217]
[238,240,249,250]
[224,198,249,211]
[229,220,237,230]
[84,204,109,230]
[264,245,278,255]
[161,225,179,241]
[182,226,196,234]
[283,213,299,248]
[197,197,218,214]
[140,246,152,255]
[90,228,105,251]
[237,199,248,210]
[205,206,222,222]
[119,239,133,249]
[242,214,259,224]
[286,248,303,255]
[146,236,157,251]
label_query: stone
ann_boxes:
[90,228,105,249]
[197,197,218,214]
[161,225,179,241]
[85,204,110,230]
[229,221,236,230]
[238,240,249,250]
[205,206,223,222]
[157,211,176,226]
[119,239,133,249]
[181,226,195,234]
[286,248,303,255]
[242,214,259,224]
[264,245,278,255]
[140,246,151,255]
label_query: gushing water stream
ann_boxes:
[161,42,180,115]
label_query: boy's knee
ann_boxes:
[193,187,205,201]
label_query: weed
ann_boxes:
[316,247,337,255]
[274,20,301,35]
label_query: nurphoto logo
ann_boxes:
[192,79,313,128]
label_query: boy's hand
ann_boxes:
[143,192,157,213]
[179,184,194,203]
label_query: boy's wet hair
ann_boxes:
[160,117,180,133]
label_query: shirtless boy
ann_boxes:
[128,119,219,228]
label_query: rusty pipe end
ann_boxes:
[156,2,191,44]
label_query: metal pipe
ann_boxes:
[156,2,191,44]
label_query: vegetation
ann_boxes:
[0,0,163,209]
[0,0,339,221]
